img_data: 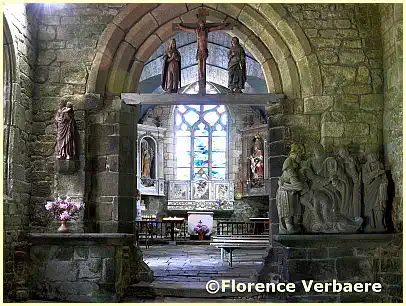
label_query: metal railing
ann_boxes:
[134,220,188,247]
[216,221,269,236]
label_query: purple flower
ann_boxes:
[45,197,84,221]
[59,211,70,221]
[59,202,68,209]
[194,222,209,234]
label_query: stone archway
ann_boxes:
[3,14,17,196]
[84,3,324,234]
[86,4,322,100]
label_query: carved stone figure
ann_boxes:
[141,140,154,178]
[55,101,77,160]
[228,37,247,93]
[276,144,306,234]
[336,146,362,218]
[362,152,388,232]
[249,137,264,182]
[161,39,181,93]
[301,144,362,233]
[175,9,231,94]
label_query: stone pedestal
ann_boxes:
[187,211,214,236]
[258,234,402,302]
[28,233,153,302]
[55,159,80,174]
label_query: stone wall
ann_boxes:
[229,197,269,222]
[270,3,384,154]
[30,4,126,232]
[3,4,40,301]
[28,233,153,302]
[379,4,403,230]
[259,234,402,302]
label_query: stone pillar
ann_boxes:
[266,104,289,238]
[86,96,138,233]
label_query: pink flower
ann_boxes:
[45,202,53,210]
[59,211,70,221]
[73,202,82,210]
[59,202,68,209]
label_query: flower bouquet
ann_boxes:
[194,220,209,240]
[45,196,85,232]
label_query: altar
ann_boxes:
[187,211,214,236]
[167,179,235,212]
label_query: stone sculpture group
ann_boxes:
[276,143,389,234]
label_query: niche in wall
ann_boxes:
[137,124,166,196]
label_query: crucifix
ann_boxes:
[173,9,233,95]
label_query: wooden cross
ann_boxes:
[172,9,233,95]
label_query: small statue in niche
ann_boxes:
[161,39,181,93]
[141,139,154,178]
[228,37,247,93]
[276,144,307,234]
[55,101,77,160]
[249,136,264,184]
[336,146,362,219]
[362,152,388,232]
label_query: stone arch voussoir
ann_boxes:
[87,3,321,99]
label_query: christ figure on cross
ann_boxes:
[173,9,232,95]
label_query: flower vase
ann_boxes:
[58,220,69,233]
[198,232,204,240]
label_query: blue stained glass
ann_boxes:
[212,152,226,167]
[177,168,190,180]
[213,130,227,136]
[204,105,216,111]
[221,113,227,125]
[184,110,199,126]
[176,130,191,137]
[177,105,187,113]
[195,125,208,136]
[176,137,191,151]
[194,137,208,152]
[193,155,208,167]
[217,105,226,114]
[204,111,219,126]
[174,104,228,180]
[176,151,191,167]
[212,137,226,151]
[176,113,182,126]
[189,105,200,112]
[212,168,226,180]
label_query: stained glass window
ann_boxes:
[174,105,228,180]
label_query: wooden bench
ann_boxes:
[210,235,269,267]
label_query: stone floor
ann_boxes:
[123,243,268,302]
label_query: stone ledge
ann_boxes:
[28,233,134,246]
[273,233,401,247]
[121,93,286,105]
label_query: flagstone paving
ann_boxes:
[123,244,268,302]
